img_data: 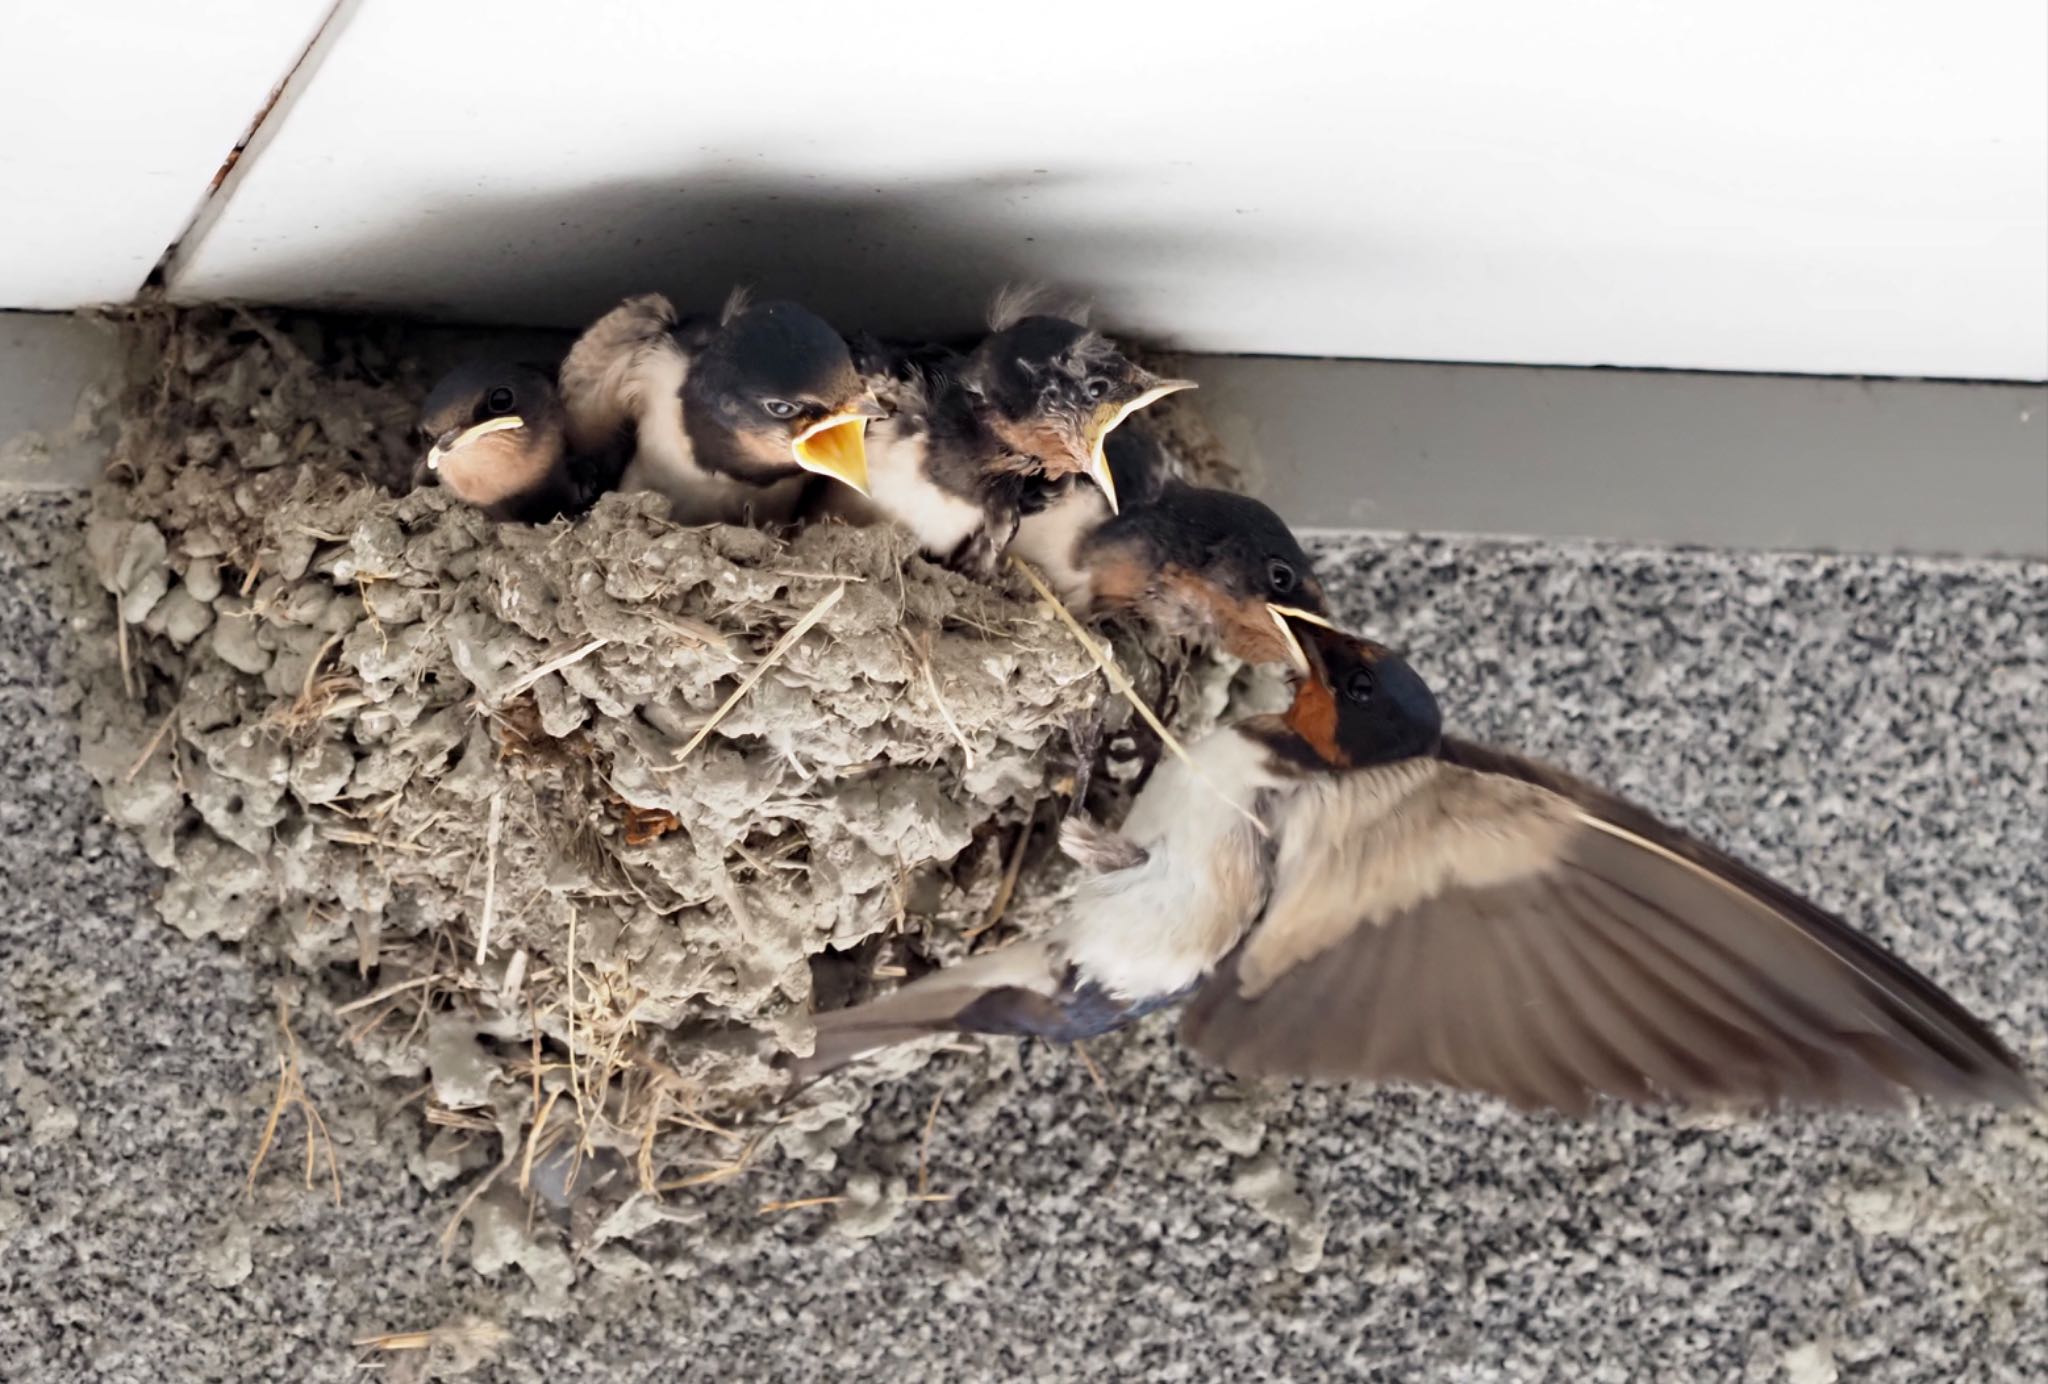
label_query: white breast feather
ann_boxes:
[1011,486,1109,610]
[864,419,986,556]
[1058,729,1288,999]
[614,349,702,501]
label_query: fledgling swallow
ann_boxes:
[960,286,1196,512]
[823,292,1194,578]
[1010,424,1331,666]
[821,333,1033,578]
[413,361,623,524]
[557,290,883,526]
[795,612,2035,1116]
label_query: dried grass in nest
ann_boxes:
[70,302,1280,1280]
[245,1001,342,1206]
[353,1316,510,1377]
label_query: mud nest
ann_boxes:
[69,305,1276,1238]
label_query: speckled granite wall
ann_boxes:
[3,492,2041,1382]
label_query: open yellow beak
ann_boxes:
[791,412,872,495]
[426,414,525,472]
[1266,603,1339,677]
[1081,378,1198,513]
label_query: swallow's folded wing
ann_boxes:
[558,292,687,453]
[1181,740,2034,1114]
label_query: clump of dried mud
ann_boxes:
[70,306,1274,1275]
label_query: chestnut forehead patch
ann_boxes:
[1283,675,1346,767]
[988,415,1085,475]
[1086,545,1153,608]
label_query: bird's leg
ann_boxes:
[1062,711,1104,814]
[1058,816,1149,875]
[989,503,1022,557]
[946,524,1008,582]
[1055,712,1149,872]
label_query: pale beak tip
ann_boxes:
[1267,603,1312,676]
[1087,456,1120,514]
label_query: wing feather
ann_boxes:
[1181,744,2034,1113]
[558,293,688,453]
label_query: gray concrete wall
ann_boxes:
[0,313,127,489]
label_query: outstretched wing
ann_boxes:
[1181,740,2035,1115]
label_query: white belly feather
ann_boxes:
[614,350,803,525]
[862,420,987,557]
[1058,728,1286,999]
[1010,485,1109,611]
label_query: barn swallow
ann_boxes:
[796,613,2034,1114]
[557,291,882,526]
[959,287,1196,512]
[1010,424,1330,665]
[412,361,624,523]
[820,295,1193,577]
[819,332,1035,577]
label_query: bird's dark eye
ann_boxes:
[1084,377,1112,400]
[484,386,516,415]
[762,399,798,419]
[1342,667,1377,704]
[1266,558,1297,594]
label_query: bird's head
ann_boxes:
[415,361,567,507]
[1082,483,1330,666]
[1271,611,1442,769]
[963,315,1194,512]
[688,298,883,494]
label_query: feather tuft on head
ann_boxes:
[987,283,1091,331]
[719,284,755,326]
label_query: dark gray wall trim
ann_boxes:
[1179,356,2047,558]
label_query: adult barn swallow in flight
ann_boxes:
[413,361,624,523]
[1011,424,1330,666]
[797,613,2034,1115]
[558,291,882,526]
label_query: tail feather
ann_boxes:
[790,939,1060,1084]
[791,1020,956,1086]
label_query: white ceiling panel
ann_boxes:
[143,1,2048,379]
[0,3,332,310]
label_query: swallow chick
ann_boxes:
[797,613,2035,1116]
[414,361,621,523]
[557,290,882,526]
[959,287,1196,512]
[820,333,1031,578]
[1011,424,1331,666]
[823,294,1194,579]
